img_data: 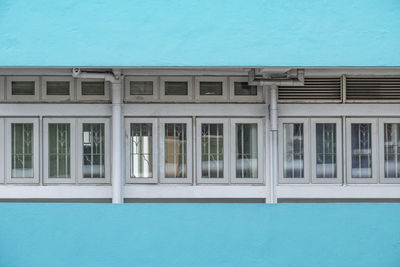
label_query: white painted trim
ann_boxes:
[77,118,111,184]
[194,76,228,102]
[77,79,110,101]
[124,76,159,102]
[43,118,76,184]
[310,118,343,184]
[125,118,158,184]
[159,76,193,101]
[196,118,230,184]
[379,118,400,184]
[0,119,4,183]
[6,76,40,101]
[159,118,193,184]
[229,77,263,102]
[346,117,379,184]
[0,104,112,117]
[41,76,75,102]
[0,76,5,101]
[230,118,264,184]
[5,118,40,184]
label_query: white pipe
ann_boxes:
[269,85,278,203]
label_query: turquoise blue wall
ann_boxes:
[0,0,399,66]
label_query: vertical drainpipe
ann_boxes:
[269,85,278,203]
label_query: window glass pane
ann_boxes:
[351,123,372,178]
[283,123,304,178]
[11,123,34,178]
[200,82,223,96]
[47,81,70,95]
[384,123,400,178]
[165,123,187,178]
[130,123,153,178]
[234,82,257,96]
[12,81,35,95]
[236,123,258,178]
[82,123,105,178]
[130,81,153,95]
[82,81,105,95]
[165,82,188,95]
[315,123,337,178]
[201,123,223,178]
[49,124,71,178]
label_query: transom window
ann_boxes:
[200,82,223,96]
[47,81,70,95]
[82,81,105,95]
[234,82,257,96]
[12,82,35,95]
[165,82,188,95]
[130,81,153,95]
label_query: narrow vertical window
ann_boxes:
[283,123,304,178]
[48,124,70,178]
[236,123,258,178]
[130,123,153,178]
[82,123,105,178]
[384,123,400,178]
[351,123,372,178]
[165,123,187,178]
[201,123,224,178]
[11,123,34,178]
[315,123,337,178]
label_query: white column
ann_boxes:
[268,85,278,203]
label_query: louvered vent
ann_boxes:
[278,77,341,101]
[346,77,400,100]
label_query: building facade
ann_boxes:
[0,67,399,203]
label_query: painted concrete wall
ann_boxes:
[0,0,399,66]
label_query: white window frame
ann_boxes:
[125,117,158,184]
[196,118,229,184]
[159,118,193,184]
[310,118,342,184]
[279,118,310,184]
[346,117,378,184]
[0,119,4,183]
[124,76,159,102]
[229,77,263,102]
[230,118,264,184]
[6,76,40,101]
[43,118,76,184]
[379,118,400,184]
[160,76,193,101]
[41,76,75,102]
[77,118,111,184]
[77,79,110,101]
[0,76,5,101]
[194,76,228,102]
[5,117,40,184]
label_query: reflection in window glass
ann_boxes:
[49,124,70,178]
[200,82,223,96]
[82,81,105,95]
[351,123,372,178]
[283,123,304,178]
[47,81,70,95]
[82,123,105,178]
[12,81,35,95]
[165,123,187,178]
[130,123,153,178]
[201,124,223,178]
[384,123,400,178]
[236,124,258,178]
[130,81,153,95]
[315,123,337,178]
[12,123,34,178]
[234,82,257,96]
[165,82,188,95]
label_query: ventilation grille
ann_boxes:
[346,77,400,100]
[278,77,341,101]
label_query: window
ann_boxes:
[379,118,400,183]
[6,76,39,101]
[125,118,158,183]
[231,118,263,183]
[311,118,342,183]
[77,118,110,183]
[43,118,76,183]
[196,118,229,183]
[279,118,310,184]
[346,118,378,183]
[41,77,74,101]
[159,118,192,183]
[77,79,110,101]
[124,76,159,101]
[195,77,228,101]
[229,77,263,102]
[5,118,39,183]
[160,76,193,101]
